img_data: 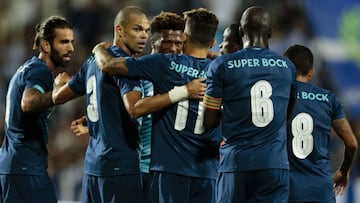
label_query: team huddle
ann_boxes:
[0,5,358,203]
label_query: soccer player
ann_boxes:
[203,6,296,203]
[93,8,221,203]
[0,16,74,203]
[137,11,185,202]
[284,44,358,203]
[52,6,150,203]
[219,23,243,55]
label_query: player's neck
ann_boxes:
[114,39,137,57]
[296,75,309,83]
[38,52,55,71]
[183,43,208,58]
[243,35,269,49]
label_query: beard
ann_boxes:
[50,46,71,67]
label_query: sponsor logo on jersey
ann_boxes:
[169,61,206,78]
[227,58,289,69]
[297,91,329,102]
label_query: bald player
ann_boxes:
[52,6,150,203]
[93,8,221,203]
[203,6,297,202]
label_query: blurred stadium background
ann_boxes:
[0,0,359,202]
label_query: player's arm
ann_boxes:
[332,118,358,196]
[93,42,129,77]
[21,88,53,112]
[203,94,222,129]
[124,78,207,119]
[52,72,78,104]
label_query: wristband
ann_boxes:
[168,85,188,103]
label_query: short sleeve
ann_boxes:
[206,57,225,99]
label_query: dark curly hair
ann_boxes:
[150,12,185,35]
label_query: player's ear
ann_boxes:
[150,39,156,50]
[115,25,122,37]
[182,33,187,43]
[209,39,216,49]
[40,40,50,53]
[239,26,244,38]
[307,67,314,80]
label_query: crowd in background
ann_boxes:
[0,0,358,201]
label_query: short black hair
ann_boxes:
[228,23,242,47]
[284,44,314,76]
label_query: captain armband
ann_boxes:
[203,94,222,110]
[168,85,189,103]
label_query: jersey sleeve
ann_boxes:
[205,57,225,99]
[25,65,53,93]
[116,77,142,96]
[331,93,345,120]
[125,54,169,82]
[204,57,224,110]
[68,56,91,95]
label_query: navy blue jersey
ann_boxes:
[206,47,296,172]
[126,54,221,179]
[287,81,344,202]
[0,57,54,175]
[69,46,141,176]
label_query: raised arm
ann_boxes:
[93,42,129,77]
[52,72,78,104]
[124,78,207,119]
[332,118,358,196]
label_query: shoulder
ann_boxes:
[24,58,51,75]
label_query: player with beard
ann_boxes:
[52,6,150,203]
[0,16,74,203]
[68,11,206,202]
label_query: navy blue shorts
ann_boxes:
[82,174,143,203]
[153,171,216,203]
[217,169,289,203]
[0,174,57,203]
[141,172,153,203]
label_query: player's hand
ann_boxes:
[92,42,112,54]
[54,72,71,86]
[70,116,89,136]
[333,170,349,196]
[92,42,114,74]
[186,78,207,100]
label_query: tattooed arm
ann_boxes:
[332,118,358,196]
[21,88,53,112]
[93,42,129,77]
